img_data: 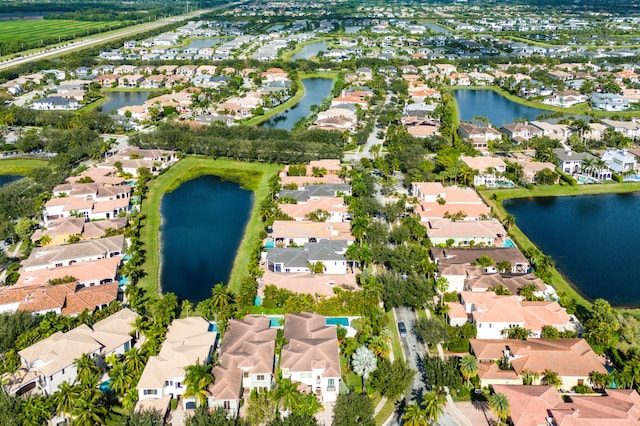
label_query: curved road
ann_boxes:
[0,3,243,72]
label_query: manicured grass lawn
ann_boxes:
[480,183,640,311]
[386,309,403,360]
[0,19,122,46]
[0,158,48,175]
[138,156,281,296]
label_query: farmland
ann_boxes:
[0,19,129,54]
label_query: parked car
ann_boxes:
[398,321,407,338]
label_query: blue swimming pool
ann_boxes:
[264,239,275,249]
[254,296,262,306]
[99,379,112,393]
[208,323,218,332]
[326,317,350,327]
[502,239,515,248]
[269,318,283,327]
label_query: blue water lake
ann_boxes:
[0,175,22,186]
[504,192,640,306]
[291,41,329,61]
[454,89,551,127]
[100,91,154,114]
[160,175,253,302]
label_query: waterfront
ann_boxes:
[454,89,551,126]
[0,175,21,186]
[504,192,640,306]
[159,175,252,302]
[261,78,334,130]
[100,91,153,114]
[291,41,329,61]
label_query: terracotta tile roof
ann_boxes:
[16,255,121,288]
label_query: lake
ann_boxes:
[504,192,640,307]
[291,41,329,61]
[454,89,551,127]
[100,91,153,114]
[160,175,253,303]
[425,22,450,34]
[183,37,224,50]
[261,78,334,131]
[345,26,362,34]
[0,175,21,186]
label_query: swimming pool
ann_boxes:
[502,239,515,248]
[624,175,640,182]
[326,317,350,327]
[577,175,596,184]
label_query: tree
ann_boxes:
[521,369,540,385]
[415,317,450,346]
[14,218,36,243]
[459,355,478,386]
[501,326,532,340]
[246,389,276,425]
[273,378,299,414]
[422,390,447,423]
[186,405,239,426]
[585,298,620,352]
[402,403,427,426]
[184,361,214,407]
[370,358,415,399]
[74,353,100,387]
[351,346,377,390]
[332,392,375,426]
[589,371,609,390]
[503,214,515,230]
[541,369,563,388]
[124,347,147,377]
[70,388,108,426]
[210,283,234,313]
[489,392,510,425]
[22,396,52,426]
[53,381,78,417]
[120,408,165,426]
[535,168,558,185]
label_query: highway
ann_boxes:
[0,4,241,72]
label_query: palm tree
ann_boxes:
[521,369,540,386]
[435,276,449,305]
[589,370,609,390]
[74,354,100,387]
[459,355,478,387]
[181,300,194,317]
[108,362,130,397]
[541,369,563,388]
[23,396,52,425]
[351,217,369,247]
[368,333,390,359]
[593,158,608,181]
[124,347,147,377]
[580,158,594,177]
[210,283,234,313]
[422,390,447,423]
[351,346,377,391]
[503,214,515,230]
[70,388,108,426]
[184,361,214,407]
[273,378,300,414]
[38,234,52,246]
[402,402,428,426]
[489,392,510,425]
[53,381,78,417]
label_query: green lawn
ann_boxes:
[138,157,281,296]
[0,158,48,175]
[0,19,123,46]
[480,183,640,311]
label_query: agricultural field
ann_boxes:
[0,19,127,54]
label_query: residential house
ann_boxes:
[426,219,508,246]
[493,385,640,426]
[15,255,121,289]
[601,149,636,174]
[530,121,572,142]
[266,240,349,274]
[270,221,353,247]
[460,156,507,187]
[98,148,178,176]
[31,96,79,111]
[470,338,608,389]
[281,313,341,402]
[601,119,640,139]
[279,184,351,203]
[412,182,491,221]
[279,197,349,222]
[458,123,502,149]
[13,308,138,395]
[500,123,543,144]
[591,93,630,111]
[31,217,127,246]
[542,90,587,108]
[207,317,276,417]
[553,148,596,175]
[21,235,126,272]
[136,317,216,409]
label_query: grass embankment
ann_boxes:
[480,182,640,311]
[138,156,281,296]
[244,71,337,126]
[372,310,404,425]
[451,85,640,118]
[0,158,48,175]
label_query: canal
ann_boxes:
[504,192,640,307]
[100,91,154,115]
[454,89,551,127]
[160,175,253,303]
[261,78,334,131]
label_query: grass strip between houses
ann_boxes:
[0,158,49,175]
[138,156,281,297]
[480,182,640,312]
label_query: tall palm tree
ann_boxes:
[589,371,609,390]
[22,396,52,426]
[124,347,147,377]
[273,378,300,414]
[351,346,377,391]
[53,381,78,417]
[74,354,100,387]
[422,390,447,423]
[489,392,510,425]
[108,362,130,397]
[351,217,369,247]
[70,388,108,426]
[367,334,390,359]
[541,369,563,388]
[210,283,234,312]
[503,214,515,230]
[521,369,540,386]
[402,402,428,426]
[459,355,478,387]
[184,361,214,407]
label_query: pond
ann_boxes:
[0,175,21,186]
[291,41,329,61]
[345,26,362,34]
[160,175,253,303]
[183,37,224,50]
[454,89,552,127]
[504,192,640,307]
[425,22,450,34]
[261,78,334,131]
[100,91,153,115]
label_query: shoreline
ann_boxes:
[481,183,640,312]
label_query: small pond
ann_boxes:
[291,41,329,61]
[261,78,334,131]
[160,175,253,303]
[345,26,362,34]
[100,91,154,115]
[183,37,224,50]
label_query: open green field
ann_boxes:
[0,20,123,46]
[138,156,281,297]
[0,158,48,175]
[480,182,640,311]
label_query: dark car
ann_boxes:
[398,321,408,337]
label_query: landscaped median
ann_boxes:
[138,156,281,296]
[480,182,640,311]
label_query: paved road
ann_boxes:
[0,3,244,72]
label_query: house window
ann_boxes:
[143,389,158,396]
[578,379,584,386]
[223,401,231,409]
[176,382,182,388]
[257,375,265,381]
[61,369,65,375]
[55,263,63,268]
[165,380,173,386]
[301,372,312,379]
[243,371,249,378]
